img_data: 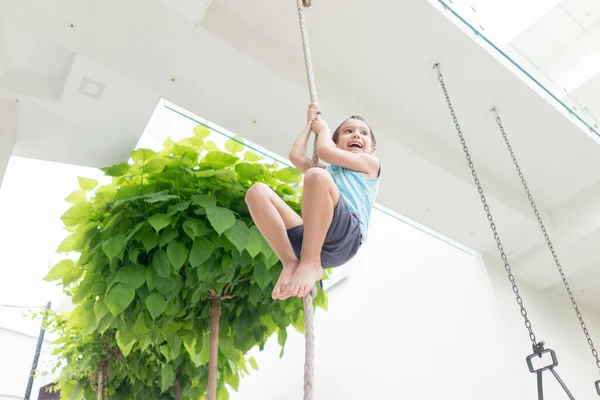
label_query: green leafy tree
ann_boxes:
[43,125,329,399]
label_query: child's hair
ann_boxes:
[332,115,376,146]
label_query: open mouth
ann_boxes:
[349,142,363,149]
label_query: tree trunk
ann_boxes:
[174,376,182,400]
[96,366,103,400]
[207,297,222,400]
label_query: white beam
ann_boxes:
[0,99,17,190]
[155,0,213,26]
[511,182,600,289]
[540,22,600,93]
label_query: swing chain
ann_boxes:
[433,64,537,347]
[492,110,600,374]
[302,0,312,6]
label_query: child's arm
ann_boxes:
[289,104,327,173]
[288,123,315,173]
[314,119,379,178]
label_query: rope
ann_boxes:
[302,286,317,399]
[296,0,319,169]
[296,1,319,399]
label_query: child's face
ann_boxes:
[335,119,376,154]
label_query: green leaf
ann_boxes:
[314,288,328,311]
[199,151,239,169]
[62,266,84,286]
[277,184,297,196]
[78,177,98,191]
[203,140,220,152]
[148,213,171,232]
[206,206,236,235]
[195,169,216,178]
[142,158,167,174]
[249,357,258,370]
[167,241,188,271]
[125,221,146,242]
[159,226,179,246]
[61,203,92,226]
[243,151,264,162]
[247,226,263,258]
[224,220,250,253]
[102,233,126,261]
[129,247,142,264]
[105,284,135,316]
[183,218,208,239]
[117,264,146,289]
[189,237,216,267]
[162,137,175,154]
[193,124,211,138]
[152,249,171,278]
[131,148,156,165]
[133,312,150,335]
[56,233,77,253]
[142,232,159,252]
[248,284,262,305]
[254,263,271,290]
[146,293,167,320]
[156,277,177,295]
[94,299,110,322]
[172,144,198,163]
[235,163,264,181]
[116,328,136,357]
[184,335,203,367]
[101,162,130,177]
[144,191,179,204]
[191,194,217,208]
[273,167,302,183]
[199,332,211,365]
[278,328,288,356]
[146,267,159,291]
[225,138,245,153]
[167,200,191,216]
[43,260,78,282]
[64,189,87,204]
[228,362,241,391]
[177,136,204,149]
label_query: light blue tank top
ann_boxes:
[326,164,380,240]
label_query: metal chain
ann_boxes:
[492,109,600,372]
[433,64,538,347]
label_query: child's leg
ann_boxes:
[245,183,304,300]
[284,168,340,298]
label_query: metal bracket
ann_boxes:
[526,344,575,400]
[527,344,558,374]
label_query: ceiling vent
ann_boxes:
[78,77,105,99]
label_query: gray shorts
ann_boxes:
[286,195,363,268]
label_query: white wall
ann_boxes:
[230,207,600,399]
[0,99,17,190]
[0,326,52,400]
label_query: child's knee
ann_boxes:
[304,168,330,185]
[245,182,270,203]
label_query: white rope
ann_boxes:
[296,1,319,399]
[296,0,319,169]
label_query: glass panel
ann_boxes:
[435,0,600,135]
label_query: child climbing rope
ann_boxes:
[245,104,381,300]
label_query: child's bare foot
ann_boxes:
[272,261,300,300]
[283,260,323,298]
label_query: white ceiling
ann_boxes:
[0,0,599,309]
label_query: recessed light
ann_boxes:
[78,78,105,99]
